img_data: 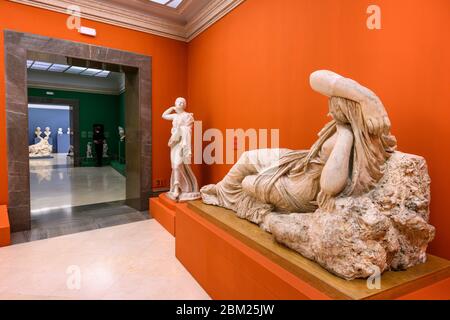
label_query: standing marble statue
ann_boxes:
[162,97,201,202]
[201,70,435,280]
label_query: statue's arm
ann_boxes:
[310,70,391,136]
[162,106,176,121]
[320,124,354,196]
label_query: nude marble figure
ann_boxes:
[201,70,435,280]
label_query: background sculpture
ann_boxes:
[118,126,126,142]
[201,70,435,280]
[103,140,108,158]
[162,97,200,202]
[29,126,52,158]
[86,142,93,159]
[43,127,51,140]
[34,126,42,138]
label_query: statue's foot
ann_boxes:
[200,184,217,195]
[200,184,220,206]
[173,186,181,200]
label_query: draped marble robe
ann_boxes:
[166,111,201,202]
[201,96,397,229]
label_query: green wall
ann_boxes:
[119,92,126,128]
[28,88,123,159]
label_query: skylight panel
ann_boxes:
[150,0,169,5]
[167,0,183,8]
[30,61,52,71]
[94,70,110,78]
[48,64,70,72]
[27,61,113,78]
[65,66,87,74]
[149,0,183,9]
[81,68,103,76]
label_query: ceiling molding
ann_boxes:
[9,0,245,42]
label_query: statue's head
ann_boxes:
[175,97,187,114]
[45,127,50,131]
[36,127,41,131]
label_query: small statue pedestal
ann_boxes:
[149,193,182,236]
[56,134,70,154]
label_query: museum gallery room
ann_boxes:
[0,0,449,302]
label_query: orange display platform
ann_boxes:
[149,194,179,236]
[0,205,10,247]
[175,201,450,300]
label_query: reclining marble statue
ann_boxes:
[201,70,435,280]
[163,97,201,202]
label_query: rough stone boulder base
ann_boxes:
[269,152,435,280]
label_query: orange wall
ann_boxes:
[0,0,187,202]
[187,0,450,259]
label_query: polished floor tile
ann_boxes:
[11,201,149,245]
[30,154,125,212]
[0,220,210,300]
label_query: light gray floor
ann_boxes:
[30,154,126,213]
[11,154,147,244]
[12,201,150,244]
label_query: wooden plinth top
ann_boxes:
[187,201,450,300]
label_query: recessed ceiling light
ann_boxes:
[94,70,110,78]
[81,68,103,76]
[48,64,70,72]
[65,66,87,74]
[150,0,169,5]
[30,61,52,71]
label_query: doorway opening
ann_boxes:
[4,31,153,242]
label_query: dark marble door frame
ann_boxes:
[4,30,152,232]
